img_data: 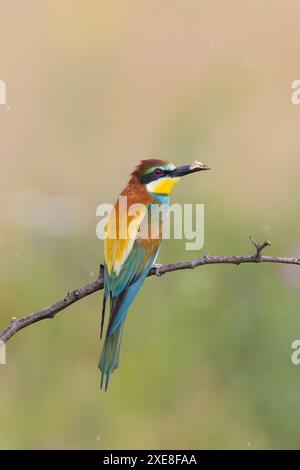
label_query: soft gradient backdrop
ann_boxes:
[0,0,300,449]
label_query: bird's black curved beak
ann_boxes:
[171,161,211,177]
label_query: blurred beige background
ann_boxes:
[0,0,300,449]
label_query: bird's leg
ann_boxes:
[100,295,107,339]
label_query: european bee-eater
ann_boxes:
[99,159,210,390]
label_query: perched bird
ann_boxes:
[99,159,210,390]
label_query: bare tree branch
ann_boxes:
[1,236,299,345]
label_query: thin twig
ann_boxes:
[0,236,299,345]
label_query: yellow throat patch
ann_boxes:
[147,177,180,195]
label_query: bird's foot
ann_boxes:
[152,264,164,277]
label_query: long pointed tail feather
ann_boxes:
[98,276,148,390]
[98,320,125,391]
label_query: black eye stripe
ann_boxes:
[154,169,163,176]
[140,168,169,184]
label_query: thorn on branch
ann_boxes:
[249,235,272,260]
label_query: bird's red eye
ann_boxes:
[154,169,163,176]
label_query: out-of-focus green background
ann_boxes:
[1,0,300,449]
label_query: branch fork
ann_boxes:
[249,235,272,260]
